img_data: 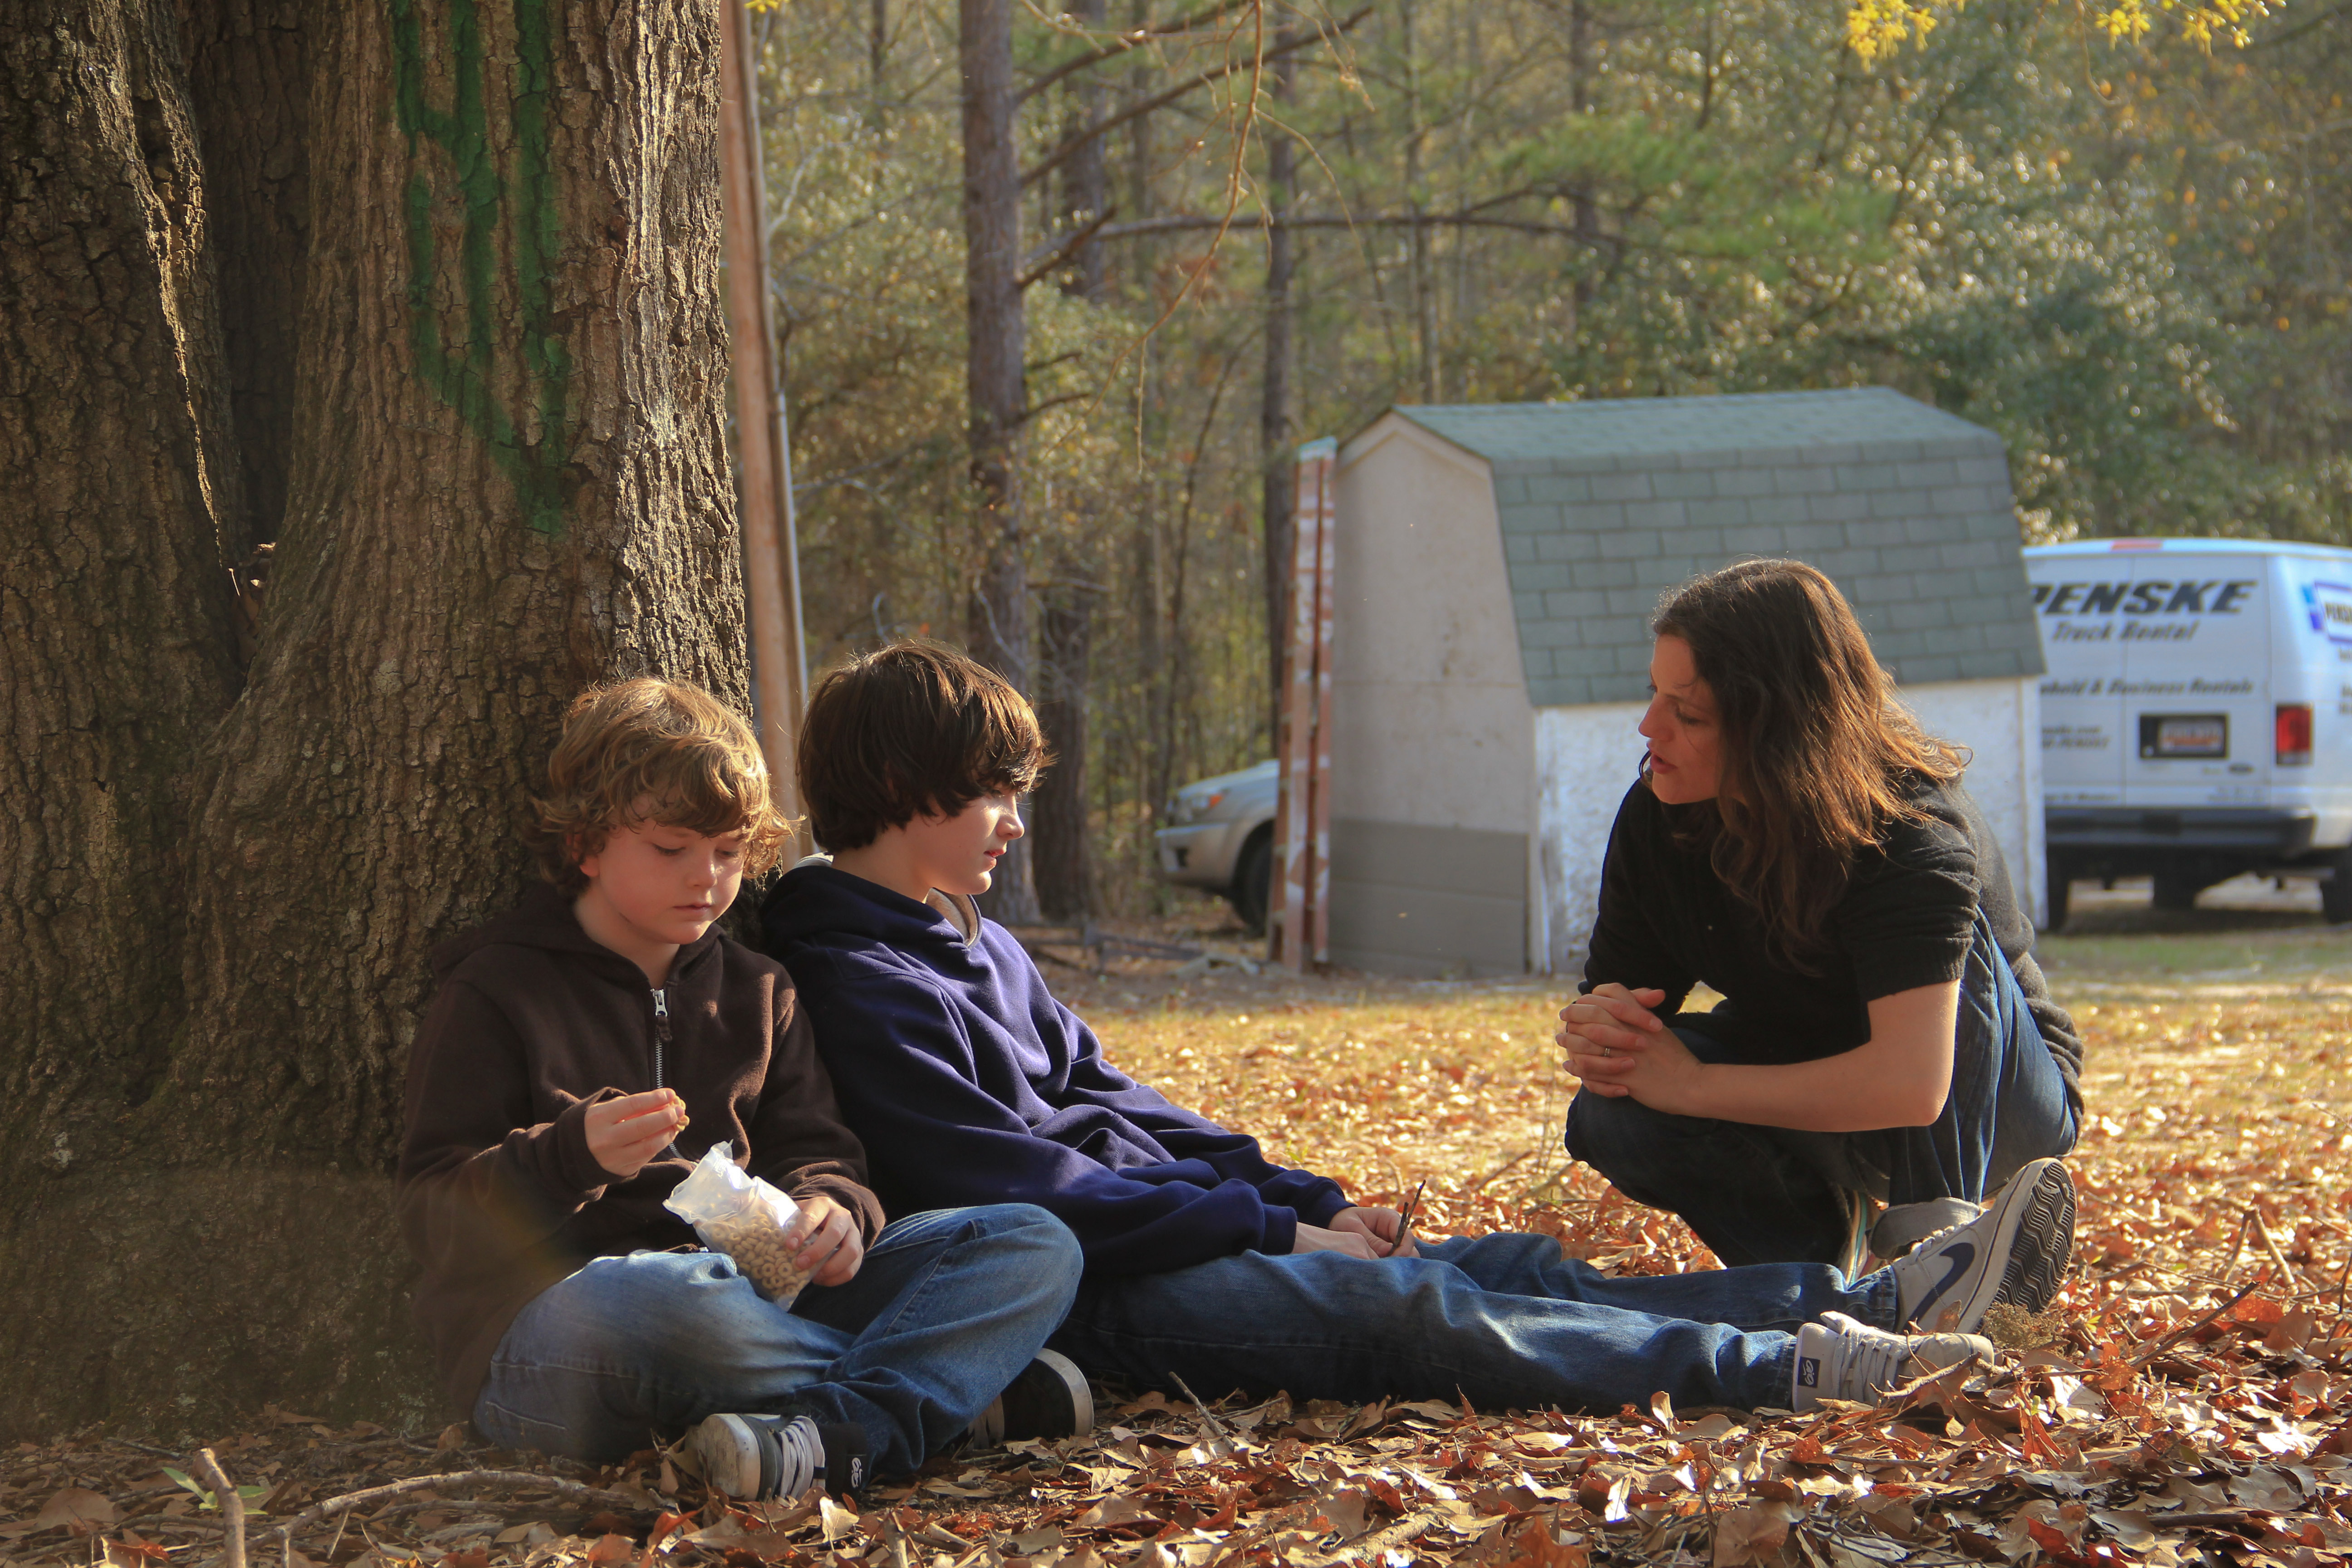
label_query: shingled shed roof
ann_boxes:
[1387,388,2046,708]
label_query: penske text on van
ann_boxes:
[2024,538,2352,928]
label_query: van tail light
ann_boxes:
[2277,704,2314,766]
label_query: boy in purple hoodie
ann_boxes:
[764,643,2077,1419]
[397,679,1088,1505]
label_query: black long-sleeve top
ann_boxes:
[1580,776,2083,1110]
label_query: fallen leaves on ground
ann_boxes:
[6,916,2350,1568]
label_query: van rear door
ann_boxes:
[2114,553,2269,808]
[2028,555,2125,804]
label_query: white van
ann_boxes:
[2024,538,2352,927]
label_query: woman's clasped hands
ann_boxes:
[1555,984,1706,1113]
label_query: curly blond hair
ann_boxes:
[527,679,795,895]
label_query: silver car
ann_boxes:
[1153,760,1278,933]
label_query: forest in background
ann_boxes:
[749,0,2352,911]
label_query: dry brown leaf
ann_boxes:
[34,1488,117,1534]
[582,1533,636,1566]
[1710,1500,1802,1566]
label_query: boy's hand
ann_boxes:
[1329,1205,1420,1259]
[1291,1222,1383,1261]
[792,1196,864,1286]
[585,1089,688,1179]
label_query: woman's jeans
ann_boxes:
[1563,909,2080,1268]
[1049,1230,1899,1415]
[471,1205,1081,1474]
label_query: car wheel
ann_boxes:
[2044,858,2071,934]
[1230,830,1274,936]
[2323,849,2352,926]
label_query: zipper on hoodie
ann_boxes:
[651,988,671,1089]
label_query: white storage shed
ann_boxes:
[1321,388,2050,977]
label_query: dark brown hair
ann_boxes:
[1651,559,1965,974]
[525,678,795,896]
[797,641,1051,852]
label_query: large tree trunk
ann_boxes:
[0,7,252,1437]
[961,0,1039,922]
[0,0,741,1440]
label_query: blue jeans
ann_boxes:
[1565,909,2080,1267]
[1049,1230,1894,1413]
[472,1205,1081,1475]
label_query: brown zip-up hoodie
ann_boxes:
[397,883,884,1416]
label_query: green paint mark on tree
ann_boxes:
[390,0,572,536]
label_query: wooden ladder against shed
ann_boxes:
[1274,438,1338,970]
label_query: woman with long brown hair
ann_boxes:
[1558,559,2081,1277]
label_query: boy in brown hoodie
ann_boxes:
[397,679,1087,1503]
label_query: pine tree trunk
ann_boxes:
[0,0,743,1440]
[1259,44,1298,734]
[1032,568,1097,920]
[961,0,1039,922]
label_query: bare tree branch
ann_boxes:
[1018,205,1120,289]
[1019,8,1371,190]
[1017,0,1257,103]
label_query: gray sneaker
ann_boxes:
[1890,1158,2075,1334]
[688,1411,870,1503]
[1792,1311,1991,1410]
[965,1350,1096,1448]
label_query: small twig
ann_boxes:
[1387,1179,1426,1258]
[2219,1208,2254,1283]
[191,1449,247,1568]
[2253,1210,2299,1284]
[278,1470,643,1539]
[1166,1372,1236,1445]
[106,1437,190,1459]
[2130,1271,2275,1368]
[2327,1238,2352,1343]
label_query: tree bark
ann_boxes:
[1401,0,1438,401]
[0,6,251,1421]
[0,0,743,1440]
[1025,0,1108,920]
[177,0,308,550]
[1031,566,1097,920]
[1569,0,1597,321]
[961,0,1038,921]
[1058,0,1110,302]
[1259,42,1297,735]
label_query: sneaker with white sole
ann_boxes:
[1889,1157,2075,1334]
[965,1350,1095,1448]
[1869,1196,1984,1261]
[1791,1311,1992,1410]
[688,1411,870,1504]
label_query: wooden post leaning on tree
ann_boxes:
[719,0,812,838]
[1272,438,1337,970]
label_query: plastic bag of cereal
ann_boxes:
[662,1142,816,1305]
